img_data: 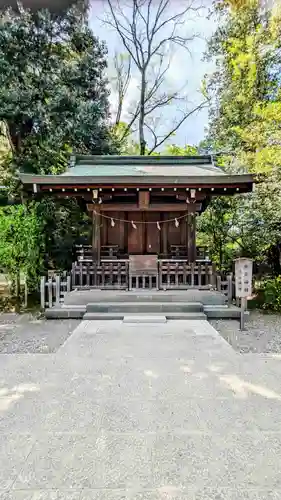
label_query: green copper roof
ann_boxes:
[19,154,254,187]
[61,155,224,177]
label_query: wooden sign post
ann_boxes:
[234,258,253,331]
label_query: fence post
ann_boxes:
[211,263,217,288]
[71,262,75,287]
[40,277,46,310]
[48,279,53,308]
[126,261,129,290]
[227,272,233,305]
[67,275,71,292]
[217,275,222,293]
[55,275,61,306]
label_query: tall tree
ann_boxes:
[104,0,207,155]
[0,2,119,278]
[201,0,281,272]
[0,2,115,178]
[0,203,44,297]
[205,0,273,153]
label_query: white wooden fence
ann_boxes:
[216,273,234,305]
[40,273,71,310]
[40,269,236,310]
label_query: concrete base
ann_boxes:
[166,312,207,320]
[123,315,167,324]
[204,305,248,319]
[64,289,227,306]
[44,289,242,321]
[83,313,124,321]
[86,301,204,314]
[45,306,240,321]
[45,305,85,319]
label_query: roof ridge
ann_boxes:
[75,155,213,165]
[75,154,212,160]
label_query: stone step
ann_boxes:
[83,312,124,321]
[165,312,207,320]
[45,302,242,321]
[84,294,204,303]
[204,305,247,319]
[123,315,167,324]
[86,301,204,313]
[45,306,240,321]
[45,306,85,319]
[64,290,227,306]
[83,312,207,321]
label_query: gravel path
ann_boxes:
[1,309,280,355]
[0,312,80,354]
[210,309,281,353]
[3,319,281,497]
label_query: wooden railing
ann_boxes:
[158,261,217,289]
[216,273,234,305]
[71,261,129,289]
[70,260,217,290]
[40,263,237,309]
[75,244,119,261]
[75,244,211,263]
[40,273,71,309]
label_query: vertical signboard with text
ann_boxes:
[235,258,253,298]
[235,258,253,330]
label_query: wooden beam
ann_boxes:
[38,181,253,189]
[86,203,202,212]
[38,186,251,199]
[138,191,150,209]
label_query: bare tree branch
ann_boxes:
[105,0,202,154]
[119,104,140,141]
[147,100,208,154]
[144,121,158,152]
[113,53,132,126]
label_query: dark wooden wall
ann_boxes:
[101,211,195,257]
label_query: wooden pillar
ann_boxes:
[187,213,196,262]
[92,207,101,263]
[162,213,168,256]
[191,213,196,262]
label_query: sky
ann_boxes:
[89,0,216,149]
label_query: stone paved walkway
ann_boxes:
[1,319,281,499]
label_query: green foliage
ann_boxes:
[201,1,281,273]
[38,197,91,271]
[258,276,281,312]
[206,0,272,152]
[198,187,281,271]
[0,121,12,185]
[0,3,116,179]
[111,122,143,155]
[0,203,44,294]
[197,197,240,270]
[117,129,199,157]
[0,3,121,303]
[162,144,198,156]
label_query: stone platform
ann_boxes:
[64,289,227,306]
[45,289,244,321]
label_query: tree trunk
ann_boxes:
[139,70,146,155]
[219,241,223,271]
[268,243,281,276]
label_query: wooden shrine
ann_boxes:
[20,155,254,289]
